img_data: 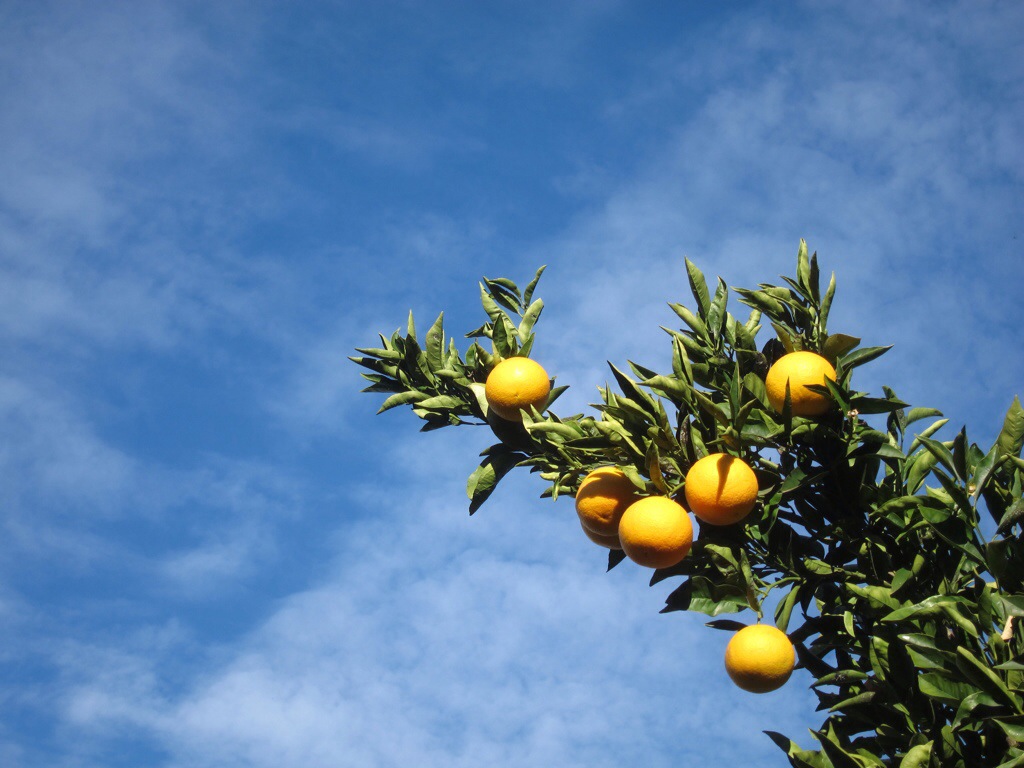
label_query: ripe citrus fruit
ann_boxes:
[684,454,759,526]
[575,466,640,537]
[765,350,836,417]
[617,496,693,569]
[724,624,796,693]
[484,357,551,422]
[579,518,623,550]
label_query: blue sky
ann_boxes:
[0,1,1021,765]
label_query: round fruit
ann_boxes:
[484,357,551,422]
[724,624,796,693]
[684,454,759,526]
[579,518,623,550]
[575,466,640,537]
[617,496,693,569]
[765,350,836,417]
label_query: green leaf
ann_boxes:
[742,372,770,408]
[814,727,878,768]
[839,345,893,370]
[704,619,748,631]
[905,407,944,426]
[849,395,911,416]
[706,277,729,339]
[918,672,979,704]
[425,312,445,371]
[898,743,932,768]
[377,390,430,414]
[882,595,972,628]
[694,390,731,427]
[466,449,523,514]
[483,276,522,313]
[669,302,709,339]
[775,583,801,633]
[522,265,546,307]
[736,288,788,318]
[973,442,1007,499]
[479,282,503,319]
[661,575,748,616]
[906,449,940,495]
[822,333,861,365]
[847,583,901,611]
[820,271,837,328]
[998,395,1024,459]
[415,394,466,411]
[796,239,812,296]
[956,645,1023,712]
[609,363,661,417]
[994,750,1024,768]
[765,732,827,768]
[907,419,950,456]
[518,298,544,340]
[685,258,711,318]
[607,549,627,571]
[997,498,1024,535]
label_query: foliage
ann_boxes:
[352,241,1024,767]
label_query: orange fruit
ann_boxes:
[484,357,551,422]
[724,624,796,693]
[617,496,693,569]
[684,454,759,526]
[574,466,640,537]
[579,518,623,550]
[765,351,836,417]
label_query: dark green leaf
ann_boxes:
[972,442,1006,499]
[607,549,627,571]
[661,575,748,616]
[705,619,748,631]
[918,672,979,704]
[997,498,1024,535]
[466,449,523,514]
[822,333,861,365]
[839,345,893,370]
[956,645,1023,712]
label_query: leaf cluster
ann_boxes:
[354,242,1024,767]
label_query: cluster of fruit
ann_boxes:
[484,349,839,694]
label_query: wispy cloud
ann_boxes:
[58,458,814,767]
[0,1,1020,765]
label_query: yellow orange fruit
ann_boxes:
[574,466,640,537]
[579,518,623,550]
[684,454,759,526]
[765,351,836,417]
[484,357,551,422]
[617,496,693,569]
[724,624,796,693]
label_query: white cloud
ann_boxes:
[0,2,1020,766]
[59,456,815,767]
